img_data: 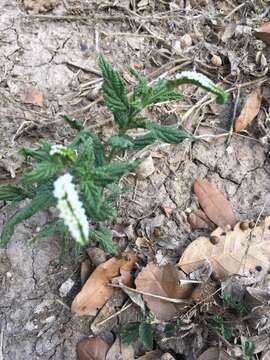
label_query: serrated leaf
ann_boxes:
[108,135,134,149]
[92,161,139,186]
[121,322,140,344]
[99,54,130,116]
[93,228,118,254]
[139,322,153,351]
[0,192,55,246]
[30,219,66,244]
[0,185,28,202]
[148,123,192,143]
[133,132,157,149]
[21,160,62,184]
[80,180,116,221]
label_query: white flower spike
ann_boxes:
[53,173,89,245]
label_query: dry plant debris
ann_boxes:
[235,89,262,132]
[135,263,193,321]
[24,0,58,14]
[22,88,44,107]
[179,217,270,282]
[72,251,137,316]
[193,178,237,227]
[77,336,110,360]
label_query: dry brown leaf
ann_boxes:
[77,337,110,360]
[72,251,137,316]
[194,178,237,227]
[23,88,44,107]
[198,347,231,360]
[188,209,216,231]
[137,350,163,359]
[179,217,270,282]
[135,263,193,321]
[234,89,262,132]
[255,21,270,45]
[80,259,92,285]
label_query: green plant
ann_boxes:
[223,292,248,315]
[0,55,227,252]
[240,336,255,360]
[212,315,235,341]
[121,312,155,350]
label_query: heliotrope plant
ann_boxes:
[0,55,227,253]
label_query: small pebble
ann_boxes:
[59,278,75,298]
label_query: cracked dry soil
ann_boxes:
[0,1,270,359]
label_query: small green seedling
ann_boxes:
[121,312,155,351]
[0,55,227,252]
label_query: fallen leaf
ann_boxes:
[135,263,193,321]
[77,337,110,360]
[234,89,262,132]
[91,290,127,335]
[72,251,137,316]
[198,347,231,360]
[80,259,92,285]
[135,155,155,178]
[188,209,215,231]
[194,178,237,227]
[179,217,270,282]
[137,350,163,359]
[191,281,217,303]
[23,88,44,107]
[255,21,270,45]
[105,337,122,360]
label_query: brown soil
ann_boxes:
[0,0,269,359]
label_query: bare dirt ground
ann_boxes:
[0,0,270,359]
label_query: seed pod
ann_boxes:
[180,34,192,48]
[239,221,249,231]
[210,235,219,245]
[211,54,222,67]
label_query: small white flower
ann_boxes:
[53,173,89,245]
[50,144,66,156]
[176,71,215,89]
[50,144,76,161]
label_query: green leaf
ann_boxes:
[30,219,66,244]
[80,180,116,221]
[21,160,62,185]
[0,192,55,246]
[0,185,28,202]
[170,71,228,104]
[63,115,84,131]
[93,227,118,254]
[99,54,130,117]
[164,323,176,337]
[132,132,157,149]
[20,141,51,162]
[139,322,154,351]
[121,322,140,344]
[92,161,139,186]
[147,122,193,143]
[241,337,255,358]
[108,135,134,150]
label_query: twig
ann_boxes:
[224,2,246,19]
[94,301,133,327]
[227,85,240,145]
[107,283,192,304]
[0,327,4,360]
